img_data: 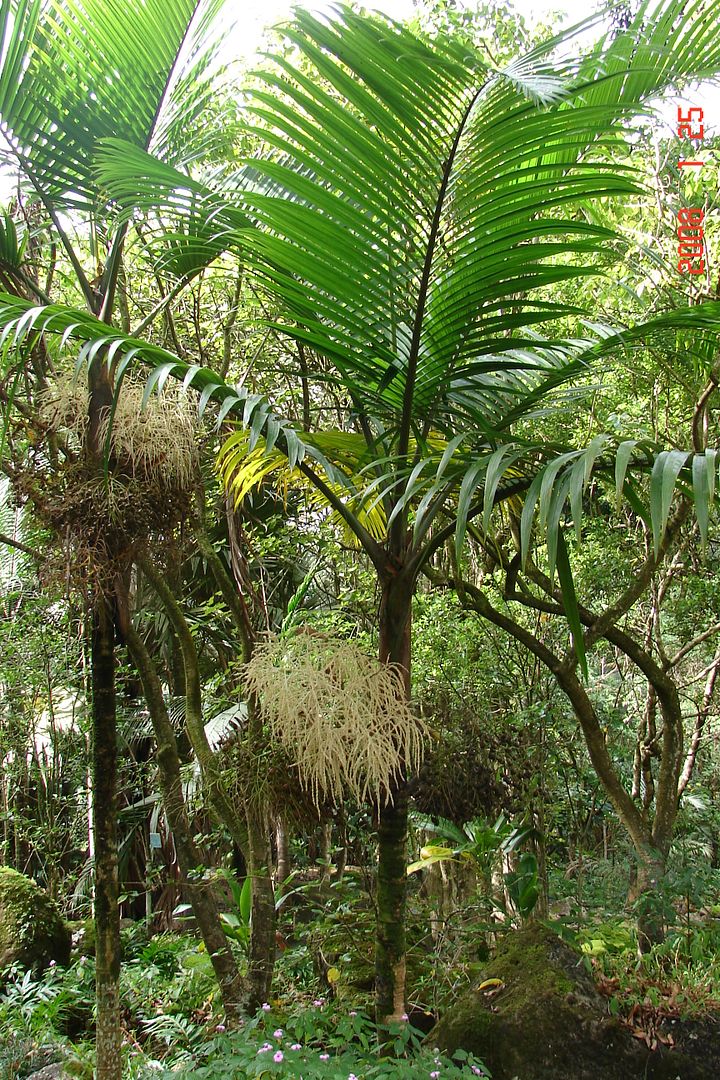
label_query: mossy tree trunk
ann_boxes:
[138,556,249,851]
[91,596,122,1080]
[375,568,413,1026]
[245,796,276,1011]
[197,519,278,1008]
[631,848,668,953]
[87,361,122,1080]
[141,549,278,1003]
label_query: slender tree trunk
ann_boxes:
[194,519,278,1006]
[375,571,413,1025]
[92,598,122,1080]
[332,809,347,883]
[444,576,684,953]
[138,556,249,851]
[319,820,333,889]
[245,800,276,1011]
[126,625,246,1020]
[631,847,668,953]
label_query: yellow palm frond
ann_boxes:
[217,428,388,543]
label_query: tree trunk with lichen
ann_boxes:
[87,362,122,1080]
[195,520,278,1008]
[243,684,277,1011]
[245,797,276,1011]
[630,847,668,953]
[375,569,412,1026]
[138,556,249,851]
[91,597,122,1080]
[140,550,277,1007]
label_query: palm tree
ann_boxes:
[3,0,720,1026]
[0,2,236,1074]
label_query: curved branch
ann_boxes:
[297,459,386,572]
[0,531,38,558]
[426,569,651,855]
[677,649,720,799]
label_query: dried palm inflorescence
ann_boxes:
[17,375,201,585]
[244,632,429,808]
[39,376,198,489]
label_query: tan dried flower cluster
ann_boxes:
[19,375,202,588]
[39,375,199,488]
[244,632,429,808]
[39,377,88,440]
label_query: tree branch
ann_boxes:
[0,531,38,558]
[425,568,651,853]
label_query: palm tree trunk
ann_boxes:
[245,800,276,1011]
[275,816,290,891]
[91,598,122,1080]
[375,571,412,1025]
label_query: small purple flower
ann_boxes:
[261,1002,272,1012]
[49,960,57,968]
[313,998,325,1007]
[471,1069,484,1077]
[348,1010,357,1017]
[291,1043,302,1050]
[401,1012,409,1021]
[348,1075,359,1080]
[430,1072,440,1079]
[215,1024,226,1033]
[257,1042,273,1054]
[319,1053,330,1061]
[274,1050,284,1063]
[273,1029,283,1039]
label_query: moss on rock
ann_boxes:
[0,867,71,972]
[429,924,714,1080]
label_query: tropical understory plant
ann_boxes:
[4,0,720,1033]
[408,812,540,923]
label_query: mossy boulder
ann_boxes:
[0,867,71,972]
[429,924,716,1080]
[68,917,95,957]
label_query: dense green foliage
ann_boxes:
[1,0,720,1075]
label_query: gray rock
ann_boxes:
[26,1066,67,1080]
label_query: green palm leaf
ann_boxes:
[215,1,720,447]
[0,294,315,474]
[2,2,720,573]
[0,0,227,210]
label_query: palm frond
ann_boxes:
[0,0,228,210]
[0,293,314,473]
[224,1,720,443]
